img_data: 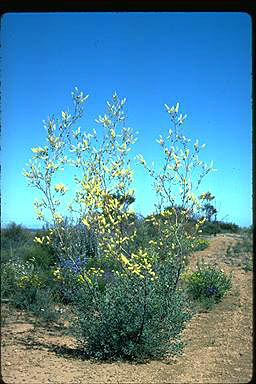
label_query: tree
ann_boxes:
[199,192,217,222]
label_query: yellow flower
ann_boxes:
[82,217,90,228]
[77,275,85,284]
[53,213,64,223]
[121,254,130,266]
[34,236,44,244]
[54,183,67,193]
[31,146,48,154]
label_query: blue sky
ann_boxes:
[1,12,252,228]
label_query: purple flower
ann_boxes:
[60,254,88,275]
[205,286,218,297]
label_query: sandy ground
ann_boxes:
[1,234,253,383]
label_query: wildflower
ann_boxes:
[53,213,64,223]
[205,286,219,297]
[54,183,68,193]
[34,236,44,244]
[31,146,48,154]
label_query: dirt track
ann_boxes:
[1,234,253,383]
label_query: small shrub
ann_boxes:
[242,257,253,272]
[34,228,60,263]
[181,259,232,310]
[26,287,61,323]
[201,221,240,235]
[201,221,221,236]
[53,254,90,304]
[70,263,192,362]
[240,225,253,237]
[1,259,60,322]
[232,236,252,254]
[1,222,31,250]
[218,222,240,233]
[37,221,98,265]
[21,244,56,269]
[1,261,22,300]
[0,249,12,265]
[193,239,209,252]
[225,233,253,272]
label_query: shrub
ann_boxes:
[126,214,153,255]
[18,244,56,270]
[193,239,209,252]
[1,261,21,300]
[181,259,232,310]
[0,249,12,265]
[1,222,31,250]
[232,235,252,254]
[35,220,98,266]
[33,228,58,262]
[54,253,90,304]
[1,259,61,322]
[218,221,240,233]
[201,221,221,235]
[225,233,253,272]
[1,260,40,308]
[70,262,192,362]
[241,225,253,236]
[23,89,216,361]
[201,220,240,235]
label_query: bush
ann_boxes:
[181,259,232,310]
[33,228,60,263]
[225,233,253,272]
[1,258,61,322]
[70,263,192,362]
[1,260,22,300]
[218,221,240,233]
[35,220,98,265]
[126,214,152,255]
[23,287,61,323]
[200,220,240,236]
[200,221,221,235]
[193,239,209,252]
[0,249,12,265]
[22,90,217,362]
[1,222,31,250]
[1,260,39,309]
[21,244,57,270]
[232,234,252,254]
[241,225,253,236]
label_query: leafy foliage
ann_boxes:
[181,259,232,310]
[225,232,253,272]
[1,222,31,251]
[1,257,61,322]
[193,239,209,252]
[200,220,240,235]
[71,263,191,362]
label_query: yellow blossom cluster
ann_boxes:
[23,89,215,292]
[54,183,68,193]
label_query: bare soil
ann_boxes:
[1,234,253,383]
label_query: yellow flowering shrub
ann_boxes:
[23,87,217,361]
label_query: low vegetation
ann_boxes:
[224,227,253,272]
[181,258,232,311]
[2,218,250,359]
